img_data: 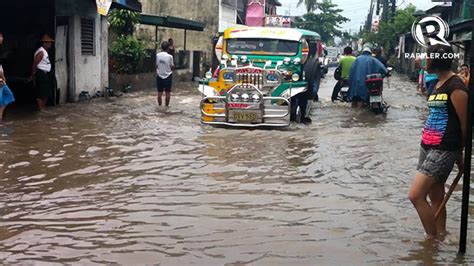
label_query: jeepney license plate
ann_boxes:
[233,112,257,122]
[370,96,382,103]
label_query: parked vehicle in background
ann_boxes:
[198,27,324,127]
[326,47,339,67]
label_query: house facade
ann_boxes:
[0,0,135,106]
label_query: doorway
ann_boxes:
[0,0,55,106]
[55,17,69,104]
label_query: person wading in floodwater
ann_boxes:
[408,44,468,240]
[156,41,175,107]
[0,32,15,122]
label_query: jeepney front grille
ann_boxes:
[236,73,264,91]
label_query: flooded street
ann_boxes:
[1,70,473,264]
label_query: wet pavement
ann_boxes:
[1,69,474,264]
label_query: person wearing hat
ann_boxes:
[348,45,388,107]
[32,34,54,111]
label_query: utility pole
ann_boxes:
[391,0,396,17]
[382,0,388,22]
[459,0,474,254]
[365,0,374,31]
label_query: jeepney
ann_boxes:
[198,27,323,127]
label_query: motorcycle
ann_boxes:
[365,66,392,114]
[336,80,350,102]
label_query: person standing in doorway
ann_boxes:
[408,44,467,240]
[32,34,54,111]
[156,41,175,107]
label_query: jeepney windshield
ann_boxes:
[226,38,299,56]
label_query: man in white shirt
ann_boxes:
[156,41,175,107]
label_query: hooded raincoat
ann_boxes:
[348,52,388,102]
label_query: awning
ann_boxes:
[139,14,206,31]
[449,18,473,33]
[111,0,142,12]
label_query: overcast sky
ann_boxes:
[277,0,437,33]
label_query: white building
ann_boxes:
[219,0,246,32]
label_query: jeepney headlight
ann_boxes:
[251,94,260,102]
[231,55,238,60]
[292,73,300,82]
[266,73,279,82]
[241,55,248,63]
[231,93,240,102]
[223,71,234,80]
[241,93,249,102]
[283,57,291,65]
[293,58,301,65]
[222,54,229,60]
[205,71,212,79]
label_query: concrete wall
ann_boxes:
[56,0,108,101]
[137,0,219,72]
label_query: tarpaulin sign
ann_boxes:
[96,0,113,16]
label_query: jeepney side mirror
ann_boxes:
[275,61,283,70]
[264,60,272,69]
[220,59,227,69]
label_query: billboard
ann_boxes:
[265,16,292,28]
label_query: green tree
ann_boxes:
[297,0,318,13]
[361,4,416,55]
[108,9,146,74]
[109,36,147,74]
[294,0,349,43]
[108,9,140,36]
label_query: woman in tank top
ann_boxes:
[408,44,468,240]
[32,34,54,111]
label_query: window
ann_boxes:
[81,18,95,55]
[222,0,237,8]
[226,38,299,56]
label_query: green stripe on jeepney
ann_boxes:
[271,81,307,97]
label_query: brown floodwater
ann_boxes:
[0,72,473,264]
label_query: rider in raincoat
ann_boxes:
[348,46,388,107]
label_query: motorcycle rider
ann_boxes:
[348,46,388,108]
[374,47,388,68]
[331,46,356,102]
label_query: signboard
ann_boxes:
[265,16,292,28]
[96,0,113,16]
